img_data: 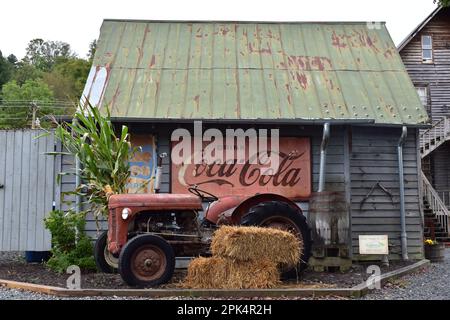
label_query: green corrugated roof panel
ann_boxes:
[81,20,429,125]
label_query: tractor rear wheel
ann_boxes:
[241,201,312,275]
[118,234,175,287]
[94,230,118,273]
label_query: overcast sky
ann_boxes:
[0,0,439,59]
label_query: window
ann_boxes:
[416,86,429,114]
[422,35,433,63]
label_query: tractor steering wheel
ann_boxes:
[188,186,219,202]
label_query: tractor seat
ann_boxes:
[108,193,203,210]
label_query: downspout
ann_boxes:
[318,123,331,192]
[72,118,82,215]
[75,156,81,214]
[398,126,408,261]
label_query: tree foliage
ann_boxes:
[0,37,94,128]
[435,0,450,6]
[0,51,14,90]
[2,79,54,102]
[53,58,91,100]
[0,79,55,129]
[24,38,75,72]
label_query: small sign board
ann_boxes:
[359,235,389,255]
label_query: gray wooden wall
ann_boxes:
[0,130,55,251]
[350,127,423,260]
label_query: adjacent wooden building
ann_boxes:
[399,6,450,242]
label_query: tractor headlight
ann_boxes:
[121,208,131,220]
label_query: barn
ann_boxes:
[73,20,430,269]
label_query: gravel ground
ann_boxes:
[1,250,449,300]
[361,248,450,300]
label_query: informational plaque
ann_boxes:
[359,235,389,255]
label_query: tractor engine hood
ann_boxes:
[108,194,202,210]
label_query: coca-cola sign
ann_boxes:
[171,137,311,200]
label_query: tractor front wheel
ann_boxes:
[118,234,175,287]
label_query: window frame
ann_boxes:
[421,35,433,63]
[415,85,430,116]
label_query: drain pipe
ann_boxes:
[398,126,408,261]
[73,118,82,216]
[318,123,331,192]
[75,156,81,214]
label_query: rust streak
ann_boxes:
[194,95,200,112]
[383,48,394,59]
[149,55,156,68]
[331,31,347,49]
[286,55,332,71]
[296,72,308,90]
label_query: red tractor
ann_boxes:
[94,155,313,287]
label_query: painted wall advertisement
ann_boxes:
[126,135,157,194]
[171,137,311,199]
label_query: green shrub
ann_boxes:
[44,210,96,273]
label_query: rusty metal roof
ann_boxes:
[82,20,429,125]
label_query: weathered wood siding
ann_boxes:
[0,130,55,251]
[400,8,450,121]
[350,127,423,260]
[430,142,450,193]
[399,8,450,197]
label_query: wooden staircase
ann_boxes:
[419,118,450,244]
[420,117,450,158]
[422,172,450,242]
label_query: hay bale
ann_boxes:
[183,256,280,289]
[211,226,301,267]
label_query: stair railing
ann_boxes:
[420,117,450,158]
[421,171,450,238]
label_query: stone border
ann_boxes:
[0,259,430,298]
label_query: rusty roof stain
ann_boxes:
[81,20,429,125]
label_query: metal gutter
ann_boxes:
[58,116,430,128]
[397,126,409,261]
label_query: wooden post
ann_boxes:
[30,102,38,129]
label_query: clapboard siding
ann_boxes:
[399,8,450,204]
[0,130,54,251]
[431,142,450,192]
[350,127,423,260]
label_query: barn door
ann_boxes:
[0,130,55,251]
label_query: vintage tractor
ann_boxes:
[94,155,313,287]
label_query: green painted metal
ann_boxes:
[82,20,429,125]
